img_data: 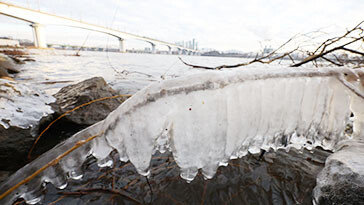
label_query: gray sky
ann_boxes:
[0,0,363,51]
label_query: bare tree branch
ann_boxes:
[179,20,364,70]
[312,20,364,55]
[179,49,298,70]
[321,56,343,66]
[179,36,298,70]
[288,54,296,64]
[341,47,364,56]
[291,36,363,67]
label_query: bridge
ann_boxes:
[0,2,198,54]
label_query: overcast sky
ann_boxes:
[0,0,363,51]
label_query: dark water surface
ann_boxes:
[17,147,330,205]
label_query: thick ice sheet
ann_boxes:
[0,79,54,129]
[1,67,364,204]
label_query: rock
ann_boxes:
[0,67,9,78]
[0,80,55,170]
[0,126,35,171]
[8,56,25,65]
[314,140,364,204]
[0,54,20,74]
[0,77,125,171]
[23,58,35,62]
[0,171,10,184]
[51,77,127,125]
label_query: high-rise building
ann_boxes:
[175,39,199,50]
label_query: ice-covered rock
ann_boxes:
[1,67,364,204]
[51,77,127,125]
[0,79,54,129]
[0,79,54,170]
[313,140,364,204]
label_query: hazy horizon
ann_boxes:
[0,0,363,52]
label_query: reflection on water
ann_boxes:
[35,148,330,205]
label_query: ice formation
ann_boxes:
[0,79,54,129]
[1,67,364,204]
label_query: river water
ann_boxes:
[16,49,280,95]
[12,50,327,205]
[39,148,329,205]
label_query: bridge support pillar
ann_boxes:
[31,23,47,48]
[151,43,156,54]
[177,48,182,55]
[118,38,126,52]
[167,46,172,55]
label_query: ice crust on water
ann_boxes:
[0,79,55,129]
[1,67,364,204]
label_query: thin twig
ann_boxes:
[200,180,208,205]
[74,32,91,56]
[321,56,343,66]
[291,36,364,67]
[312,20,364,55]
[146,176,153,204]
[341,47,364,56]
[48,195,66,205]
[179,36,298,70]
[288,54,296,64]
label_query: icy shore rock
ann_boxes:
[51,77,128,125]
[0,54,20,76]
[314,140,364,204]
[0,79,54,170]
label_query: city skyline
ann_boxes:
[0,0,363,52]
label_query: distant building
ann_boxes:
[175,38,198,50]
[0,38,20,47]
[263,46,273,54]
[144,47,151,53]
